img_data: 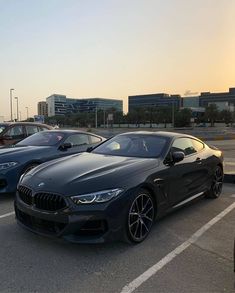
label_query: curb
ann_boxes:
[224,174,235,184]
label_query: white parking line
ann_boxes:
[0,211,15,219]
[121,200,235,293]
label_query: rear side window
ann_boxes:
[171,138,196,156]
[191,139,204,152]
[26,125,39,135]
[64,134,90,147]
[89,135,102,144]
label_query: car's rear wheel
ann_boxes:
[126,189,155,243]
[206,165,223,199]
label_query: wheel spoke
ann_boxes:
[142,214,152,221]
[141,220,149,232]
[142,198,150,213]
[139,221,143,238]
[134,220,140,238]
[130,219,139,228]
[145,205,153,215]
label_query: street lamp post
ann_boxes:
[10,88,15,121]
[15,97,19,121]
[95,106,98,128]
[25,107,29,120]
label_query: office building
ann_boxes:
[46,94,123,117]
[199,87,235,111]
[37,101,48,117]
[128,93,181,112]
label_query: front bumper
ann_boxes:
[14,190,128,243]
[0,169,19,195]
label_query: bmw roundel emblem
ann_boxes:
[38,182,45,187]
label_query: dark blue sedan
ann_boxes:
[0,130,105,195]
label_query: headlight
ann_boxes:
[71,188,123,204]
[0,162,18,170]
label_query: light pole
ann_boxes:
[172,100,175,128]
[15,97,19,121]
[10,88,14,121]
[95,106,98,128]
[25,107,29,120]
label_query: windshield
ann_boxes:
[0,125,7,134]
[93,134,167,158]
[17,131,65,146]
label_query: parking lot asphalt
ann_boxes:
[0,184,234,293]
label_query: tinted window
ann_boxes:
[192,139,204,152]
[17,131,64,146]
[93,135,167,158]
[90,135,102,144]
[5,126,24,139]
[26,125,39,135]
[171,138,196,156]
[64,134,90,146]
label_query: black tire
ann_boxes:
[206,165,223,199]
[125,189,155,243]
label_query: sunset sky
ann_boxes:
[1,0,235,120]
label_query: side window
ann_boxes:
[26,125,39,136]
[5,126,24,139]
[89,135,102,144]
[64,134,90,147]
[192,139,204,152]
[171,138,196,156]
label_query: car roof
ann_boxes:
[118,131,199,140]
[41,129,104,137]
[0,122,51,127]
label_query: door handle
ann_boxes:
[195,157,202,164]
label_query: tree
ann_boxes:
[175,108,192,127]
[157,106,172,128]
[205,104,219,127]
[220,110,232,125]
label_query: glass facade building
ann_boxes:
[46,95,123,117]
[199,88,235,112]
[128,93,181,112]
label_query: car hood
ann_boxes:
[0,145,53,157]
[22,152,159,195]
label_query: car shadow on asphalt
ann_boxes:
[0,193,15,203]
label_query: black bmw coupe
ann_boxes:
[15,131,224,243]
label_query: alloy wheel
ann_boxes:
[211,166,223,197]
[128,193,154,242]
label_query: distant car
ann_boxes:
[0,130,105,195]
[15,131,223,243]
[0,122,53,146]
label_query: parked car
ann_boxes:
[0,122,52,146]
[15,131,223,243]
[0,130,105,195]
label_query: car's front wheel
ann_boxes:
[206,165,223,199]
[126,189,155,243]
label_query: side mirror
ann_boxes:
[172,151,185,163]
[59,142,72,151]
[86,146,93,153]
